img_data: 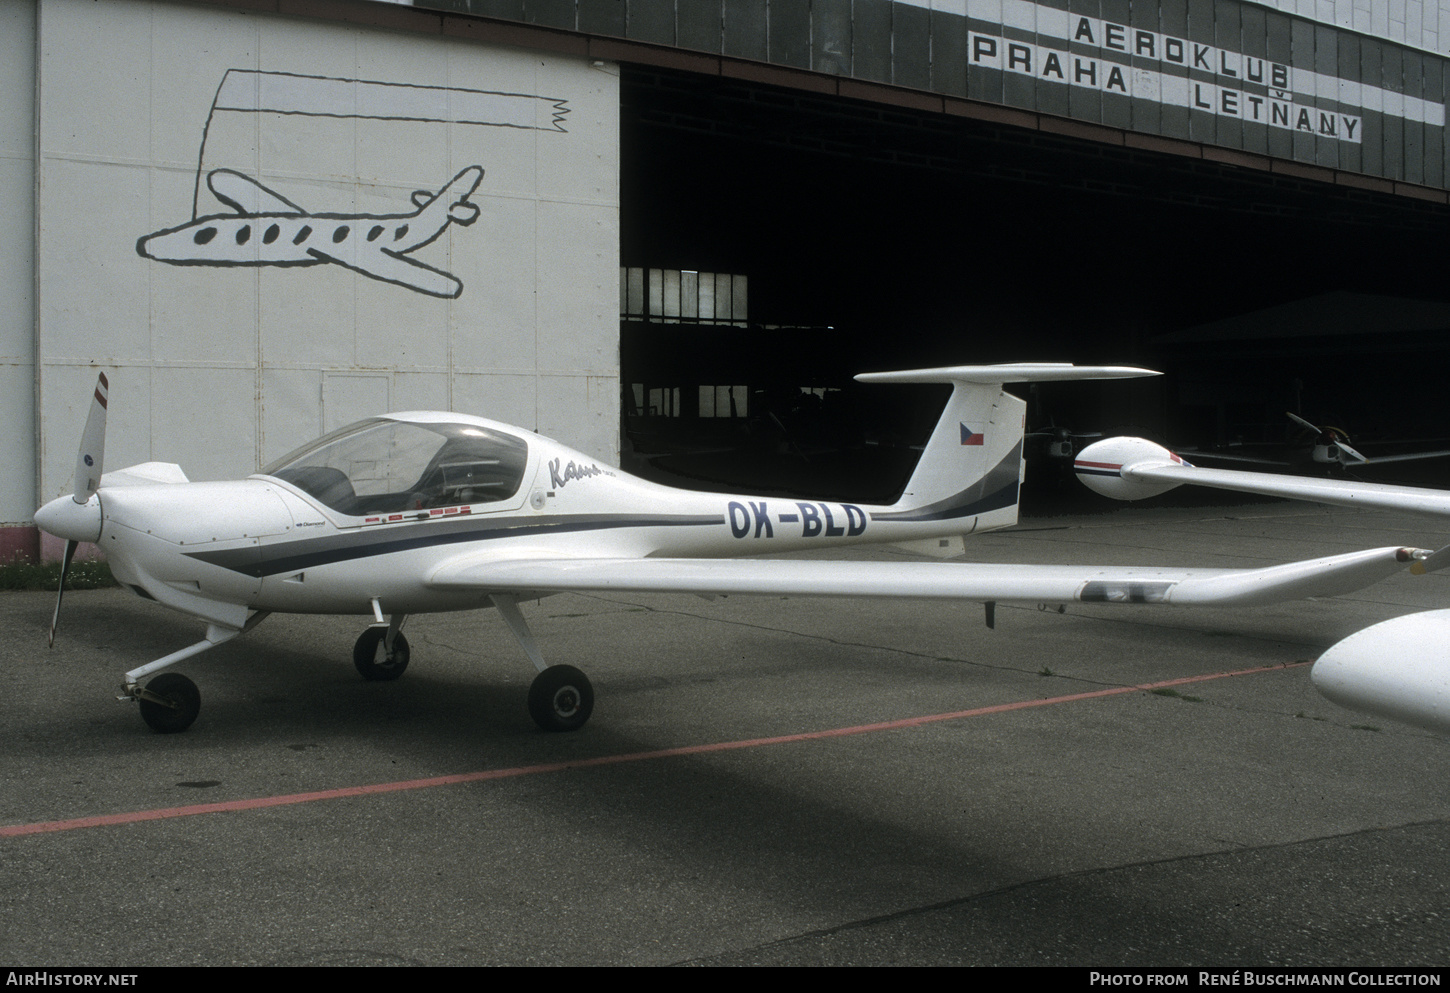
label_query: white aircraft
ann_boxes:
[135,166,485,298]
[34,365,1434,735]
[1075,435,1450,734]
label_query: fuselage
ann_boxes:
[85,411,1021,621]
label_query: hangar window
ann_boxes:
[620,267,748,326]
[698,385,749,418]
[629,384,682,417]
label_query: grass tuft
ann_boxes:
[0,558,118,591]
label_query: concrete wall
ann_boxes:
[23,0,619,558]
[1,0,38,562]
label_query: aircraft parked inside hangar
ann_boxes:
[1076,436,1450,735]
[1184,411,1450,471]
[35,365,1436,735]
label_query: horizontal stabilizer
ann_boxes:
[855,362,1159,386]
[428,545,1424,608]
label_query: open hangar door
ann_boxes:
[618,66,1450,509]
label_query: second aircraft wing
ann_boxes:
[427,546,1426,608]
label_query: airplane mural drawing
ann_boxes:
[136,166,486,299]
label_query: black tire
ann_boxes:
[353,628,410,681]
[139,673,201,734]
[527,664,594,732]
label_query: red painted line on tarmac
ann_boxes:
[1,661,1308,839]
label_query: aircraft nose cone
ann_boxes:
[35,494,103,543]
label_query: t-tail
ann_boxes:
[857,363,1160,545]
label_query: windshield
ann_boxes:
[262,419,530,515]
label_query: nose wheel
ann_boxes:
[136,673,201,734]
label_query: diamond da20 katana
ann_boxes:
[34,364,1434,734]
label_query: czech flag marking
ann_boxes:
[960,423,985,446]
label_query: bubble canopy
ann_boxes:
[261,417,530,516]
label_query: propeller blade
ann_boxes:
[74,372,108,504]
[1335,439,1369,465]
[48,540,77,648]
[1286,411,1320,434]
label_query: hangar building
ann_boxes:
[6,0,1450,560]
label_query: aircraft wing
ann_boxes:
[1123,461,1450,517]
[1075,437,1450,518]
[427,546,1424,608]
[1357,448,1450,465]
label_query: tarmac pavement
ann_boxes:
[1,499,1448,966]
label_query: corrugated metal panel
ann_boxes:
[1098,0,1133,131]
[813,0,854,77]
[1067,0,1105,125]
[1185,0,1213,144]
[579,0,626,37]
[678,1,722,53]
[1238,3,1269,156]
[723,0,768,62]
[1382,45,1406,180]
[1314,22,1340,170]
[966,2,1006,108]
[1359,36,1385,176]
[893,0,932,91]
[1263,6,1294,161]
[1212,1,1243,150]
[853,0,894,85]
[1426,56,1445,187]
[628,0,675,45]
[929,5,968,97]
[768,0,811,70]
[1156,0,1192,140]
[1000,0,1039,113]
[1336,29,1363,174]
[1033,0,1069,119]
[466,0,526,21]
[1404,47,1428,184]
[1290,16,1316,164]
[523,0,576,30]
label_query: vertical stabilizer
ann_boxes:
[856,363,1159,530]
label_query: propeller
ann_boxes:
[75,372,109,502]
[1287,411,1367,465]
[38,372,108,648]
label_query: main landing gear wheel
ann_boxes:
[353,628,411,681]
[528,664,594,732]
[138,673,201,734]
